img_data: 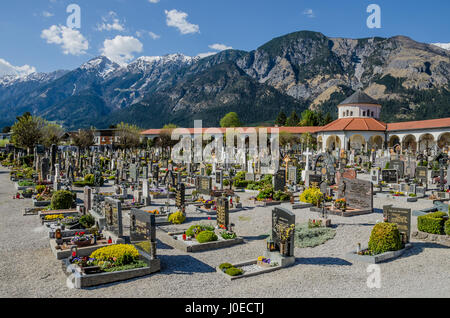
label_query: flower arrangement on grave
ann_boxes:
[275,223,295,255]
[308,219,323,228]
[393,191,405,197]
[44,214,65,221]
[185,224,215,239]
[146,209,160,215]
[71,244,148,273]
[256,187,274,201]
[61,216,79,226]
[220,231,237,240]
[257,256,272,267]
[70,232,94,247]
[334,198,347,211]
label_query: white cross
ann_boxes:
[304,147,312,171]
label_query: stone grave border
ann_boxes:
[411,231,450,246]
[62,255,160,289]
[156,229,244,253]
[50,238,116,260]
[345,244,412,264]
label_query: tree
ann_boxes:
[72,128,95,151]
[41,123,65,148]
[275,111,287,126]
[2,126,11,133]
[11,112,46,153]
[220,112,242,128]
[163,124,178,129]
[279,132,299,147]
[286,111,300,126]
[116,122,142,149]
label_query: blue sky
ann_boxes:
[0,0,449,75]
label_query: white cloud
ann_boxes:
[100,35,143,65]
[303,9,315,18]
[41,25,89,55]
[148,0,160,3]
[0,58,36,77]
[209,43,232,51]
[42,11,54,18]
[148,31,161,40]
[196,52,217,59]
[165,9,199,35]
[97,11,125,32]
[431,43,450,50]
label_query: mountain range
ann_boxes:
[1,30,449,130]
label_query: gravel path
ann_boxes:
[0,166,449,298]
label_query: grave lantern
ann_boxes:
[70,246,78,260]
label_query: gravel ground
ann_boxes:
[0,166,449,298]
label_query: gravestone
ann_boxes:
[336,168,357,185]
[104,198,123,237]
[390,160,405,179]
[129,164,139,183]
[383,206,411,244]
[215,170,223,190]
[245,173,255,182]
[84,187,92,211]
[370,168,381,185]
[382,169,398,184]
[216,197,230,230]
[142,179,151,205]
[197,176,212,196]
[273,169,286,192]
[287,166,297,184]
[40,158,50,181]
[416,167,428,185]
[175,183,185,209]
[271,207,295,257]
[308,174,322,188]
[338,178,373,212]
[130,209,157,259]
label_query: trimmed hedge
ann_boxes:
[196,231,218,243]
[168,212,186,224]
[445,220,450,236]
[50,190,75,210]
[417,212,447,235]
[225,267,243,276]
[368,222,402,255]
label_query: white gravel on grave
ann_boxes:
[0,166,449,298]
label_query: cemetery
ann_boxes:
[0,92,449,298]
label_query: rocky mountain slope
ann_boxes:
[0,31,448,129]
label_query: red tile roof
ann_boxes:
[140,117,450,135]
[387,118,450,131]
[318,118,387,132]
[141,126,321,135]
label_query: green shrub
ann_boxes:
[36,185,46,194]
[50,190,75,210]
[368,223,402,255]
[417,212,447,235]
[445,220,450,236]
[168,211,186,224]
[225,267,243,276]
[185,224,215,237]
[79,214,95,228]
[223,179,230,187]
[257,187,274,200]
[273,190,290,201]
[219,263,233,271]
[84,174,94,183]
[196,231,218,243]
[299,187,323,205]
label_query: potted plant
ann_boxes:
[70,232,94,247]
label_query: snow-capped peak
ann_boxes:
[431,43,450,50]
[80,56,120,78]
